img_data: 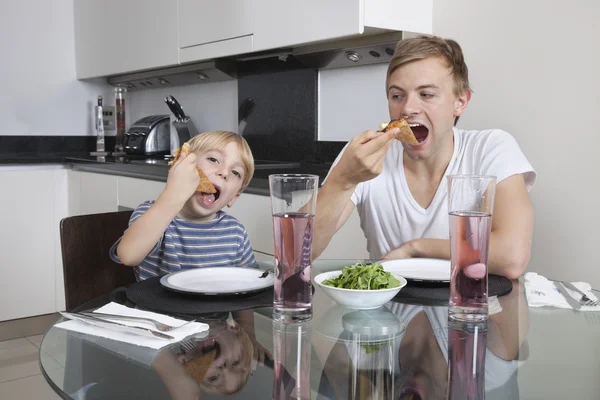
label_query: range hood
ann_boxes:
[106,60,237,91]
[106,31,406,90]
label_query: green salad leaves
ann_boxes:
[322,262,400,290]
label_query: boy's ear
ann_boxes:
[227,193,240,208]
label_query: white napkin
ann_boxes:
[524,272,600,311]
[55,302,209,349]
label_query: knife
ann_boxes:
[554,282,581,311]
[60,312,174,340]
[169,95,187,121]
[165,96,183,122]
[238,97,255,135]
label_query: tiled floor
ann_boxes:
[0,316,63,399]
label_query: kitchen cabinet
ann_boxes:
[68,171,119,216]
[253,0,432,52]
[117,176,165,210]
[227,193,274,256]
[178,0,254,64]
[74,0,178,79]
[0,166,68,321]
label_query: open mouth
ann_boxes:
[198,187,220,206]
[409,124,429,144]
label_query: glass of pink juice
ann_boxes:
[269,174,319,322]
[447,175,496,321]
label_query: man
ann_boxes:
[313,36,536,279]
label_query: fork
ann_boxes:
[561,282,600,307]
[79,312,196,332]
[180,339,197,353]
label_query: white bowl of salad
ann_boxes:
[314,262,407,310]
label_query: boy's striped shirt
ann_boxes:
[110,201,256,280]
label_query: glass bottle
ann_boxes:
[114,87,127,153]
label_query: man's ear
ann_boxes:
[227,193,241,208]
[454,89,471,118]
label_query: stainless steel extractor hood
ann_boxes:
[291,31,405,70]
[106,31,407,90]
[106,60,237,91]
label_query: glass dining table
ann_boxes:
[39,260,600,399]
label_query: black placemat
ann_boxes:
[125,276,274,317]
[392,274,513,305]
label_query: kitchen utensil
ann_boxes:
[554,282,582,310]
[124,115,170,155]
[79,312,196,332]
[168,95,187,120]
[238,97,255,135]
[165,96,183,121]
[60,311,175,339]
[561,281,600,306]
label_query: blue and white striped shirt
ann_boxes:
[110,201,256,280]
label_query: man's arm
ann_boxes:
[312,129,397,260]
[384,174,533,279]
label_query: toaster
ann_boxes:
[124,115,170,155]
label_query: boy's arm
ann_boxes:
[117,152,200,266]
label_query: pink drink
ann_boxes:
[446,320,488,400]
[272,212,314,322]
[449,211,492,320]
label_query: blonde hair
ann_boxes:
[187,131,255,191]
[386,35,471,97]
[198,327,254,395]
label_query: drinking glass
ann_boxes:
[269,174,319,322]
[447,175,496,321]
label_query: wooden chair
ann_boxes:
[59,210,136,311]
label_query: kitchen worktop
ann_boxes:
[0,153,332,196]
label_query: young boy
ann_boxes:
[110,130,256,280]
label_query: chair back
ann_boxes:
[60,210,135,311]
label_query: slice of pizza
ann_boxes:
[168,143,217,194]
[379,119,419,145]
[196,167,217,194]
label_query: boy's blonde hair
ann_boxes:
[187,131,255,191]
[194,327,254,395]
[386,35,471,97]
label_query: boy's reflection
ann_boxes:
[153,310,272,400]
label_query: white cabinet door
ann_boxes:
[74,0,178,79]
[226,193,274,255]
[178,0,254,48]
[68,171,119,216]
[178,0,254,63]
[253,0,432,52]
[0,169,63,321]
[253,0,361,51]
[118,177,165,210]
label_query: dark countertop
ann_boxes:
[0,153,332,196]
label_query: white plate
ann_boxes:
[160,267,274,295]
[380,258,451,282]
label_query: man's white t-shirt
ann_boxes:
[329,128,536,259]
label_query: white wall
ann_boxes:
[432,0,600,287]
[318,64,388,141]
[0,0,112,136]
[127,80,238,135]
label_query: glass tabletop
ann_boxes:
[39,260,600,399]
